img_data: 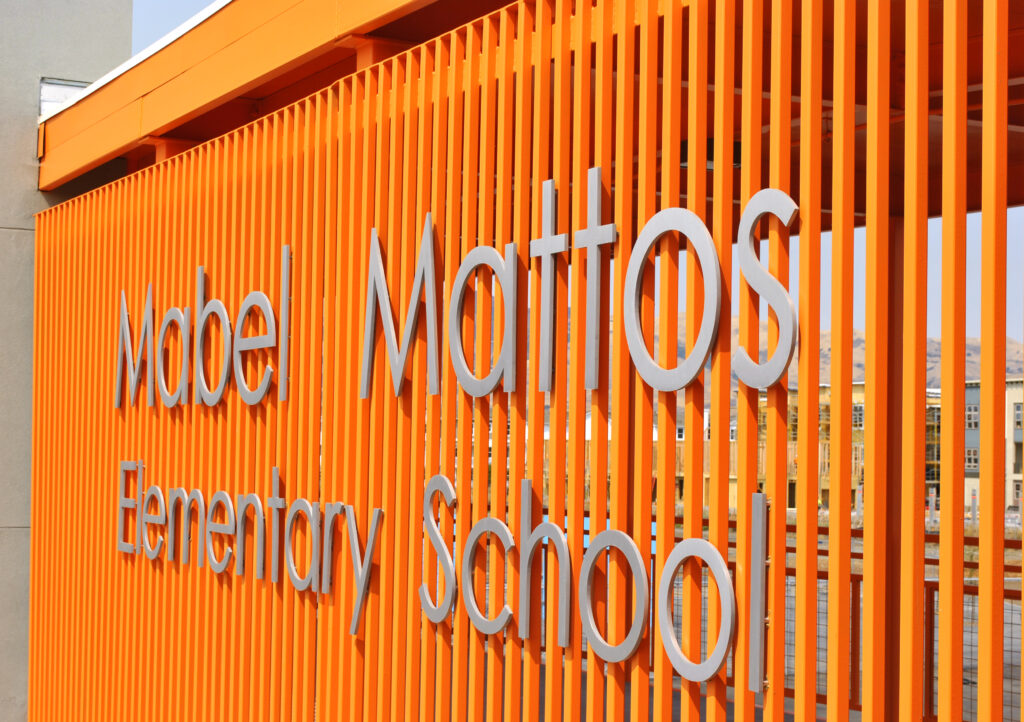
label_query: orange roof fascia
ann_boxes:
[38,0,432,190]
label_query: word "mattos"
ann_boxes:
[361,168,800,400]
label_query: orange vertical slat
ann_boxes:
[736,0,765,715]
[608,0,636,718]
[467,18,490,722]
[863,0,892,717]
[978,0,1008,717]
[898,0,929,717]
[766,0,793,718]
[373,58,401,722]
[481,16,509,722]
[524,0,549,716]
[631,1,657,720]
[566,2,592,720]
[655,0,682,718]
[436,32,460,722]
[406,44,430,722]
[826,0,855,718]
[585,1,614,719]
[455,24,479,722]
[415,43,438,722]
[683,2,710,719]
[546,0,571,717]
[939,0,967,718]
[708,0,736,719]
[352,67,378,722]
[504,8,530,722]
[795,0,822,717]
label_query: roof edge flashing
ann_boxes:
[38,0,235,125]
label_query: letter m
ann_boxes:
[115,284,155,408]
[360,213,440,398]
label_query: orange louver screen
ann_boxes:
[30,0,1016,721]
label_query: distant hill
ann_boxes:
[675,317,1024,390]
[712,317,1024,391]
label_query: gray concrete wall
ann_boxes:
[0,1,132,718]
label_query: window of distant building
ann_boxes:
[729,426,737,441]
[852,404,864,429]
[1015,402,1022,430]
[676,426,684,441]
[965,447,979,470]
[966,404,979,430]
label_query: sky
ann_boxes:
[132,0,215,54]
[763,208,1024,342]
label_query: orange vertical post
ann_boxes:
[862,0,892,717]
[683,1,709,720]
[898,0,929,718]
[523,1,550,717]
[546,0,571,716]
[826,1,855,719]
[566,2,592,720]
[708,0,736,719]
[765,0,793,717]
[795,0,822,717]
[939,0,967,718]
[585,2,614,719]
[736,0,765,716]
[654,0,682,719]
[631,1,656,720]
[608,0,636,717]
[978,0,1008,718]
[504,9,530,721]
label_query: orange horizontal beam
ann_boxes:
[37,0,432,190]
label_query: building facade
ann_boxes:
[1,2,131,719]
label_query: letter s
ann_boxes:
[419,474,458,623]
[733,189,799,389]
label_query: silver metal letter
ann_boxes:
[461,517,516,635]
[573,167,616,390]
[206,490,236,574]
[346,507,383,634]
[156,306,190,407]
[142,485,167,560]
[320,502,345,595]
[233,291,277,406]
[285,498,321,593]
[657,538,736,682]
[447,244,518,397]
[117,461,138,553]
[733,189,799,389]
[235,493,266,579]
[623,208,721,391]
[420,475,458,624]
[360,215,440,398]
[278,245,291,401]
[529,180,569,392]
[193,267,232,406]
[115,285,154,407]
[749,492,769,693]
[578,529,649,663]
[519,484,571,647]
[167,487,206,566]
[267,467,286,583]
